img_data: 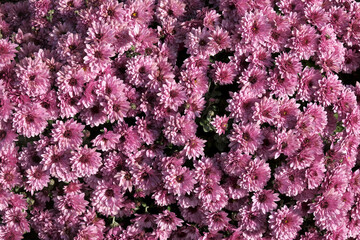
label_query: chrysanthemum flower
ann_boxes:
[274,164,306,197]
[0,39,17,70]
[55,193,88,218]
[52,119,84,150]
[291,24,319,60]
[91,128,120,151]
[213,61,236,85]
[315,74,344,107]
[13,103,49,138]
[251,189,280,214]
[239,66,267,97]
[70,145,102,178]
[41,145,76,182]
[182,136,206,160]
[269,206,303,240]
[91,180,124,216]
[275,52,302,80]
[238,158,271,192]
[273,129,301,158]
[86,20,115,45]
[253,97,280,125]
[0,121,17,151]
[155,210,183,232]
[208,26,231,53]
[163,114,197,146]
[238,205,267,232]
[158,81,187,111]
[84,42,115,73]
[309,190,346,231]
[227,88,259,123]
[241,9,271,45]
[185,27,212,56]
[3,208,30,234]
[126,55,156,87]
[25,165,50,194]
[211,115,229,135]
[206,211,230,232]
[16,56,50,97]
[164,166,196,196]
[0,166,21,190]
[229,123,263,154]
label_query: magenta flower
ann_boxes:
[164,166,196,196]
[13,103,49,138]
[25,165,50,194]
[70,145,102,178]
[51,119,84,150]
[155,210,183,232]
[269,206,303,240]
[91,128,120,151]
[251,189,280,214]
[211,115,229,135]
[229,123,263,154]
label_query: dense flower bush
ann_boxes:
[1,0,360,239]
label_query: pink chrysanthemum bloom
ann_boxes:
[126,55,156,87]
[91,180,124,217]
[227,88,259,123]
[0,166,21,189]
[273,129,301,159]
[208,26,231,53]
[0,121,17,151]
[0,39,17,70]
[342,49,360,74]
[163,114,197,146]
[86,21,115,45]
[58,33,85,62]
[155,210,183,232]
[3,208,30,234]
[70,145,102,178]
[239,66,268,97]
[41,145,76,182]
[275,52,302,80]
[213,61,236,85]
[164,166,196,196]
[58,93,82,119]
[157,0,186,21]
[241,9,271,45]
[56,65,86,98]
[206,211,230,232]
[309,190,345,231]
[229,123,263,154]
[55,193,88,218]
[84,42,115,73]
[51,119,84,150]
[105,97,130,123]
[182,137,206,160]
[304,5,329,28]
[238,158,271,192]
[268,67,298,98]
[251,189,280,214]
[16,56,50,97]
[269,206,303,240]
[253,97,280,125]
[13,103,49,138]
[196,182,228,212]
[193,157,222,186]
[95,74,127,101]
[291,24,319,60]
[158,81,187,111]
[297,67,322,101]
[92,128,120,151]
[133,164,161,193]
[185,27,212,56]
[80,102,108,127]
[274,164,306,197]
[315,74,344,107]
[211,115,229,135]
[25,165,50,194]
[343,107,360,136]
[238,205,267,232]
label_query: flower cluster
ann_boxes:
[1,0,360,239]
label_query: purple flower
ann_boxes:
[52,119,84,150]
[269,206,303,240]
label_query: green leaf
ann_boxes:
[46,9,55,22]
